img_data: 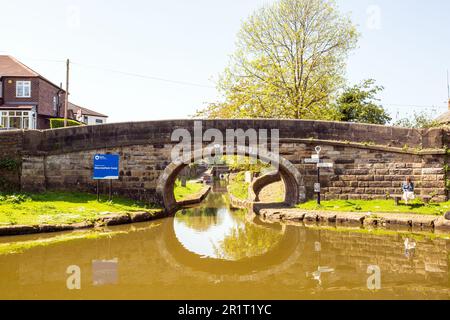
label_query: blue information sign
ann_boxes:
[93,154,120,180]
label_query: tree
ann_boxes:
[393,111,440,129]
[196,0,358,119]
[333,79,391,125]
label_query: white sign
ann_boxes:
[317,163,334,168]
[314,183,321,193]
[244,171,253,183]
[305,158,320,164]
[312,154,320,160]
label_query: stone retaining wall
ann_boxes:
[0,130,22,190]
[281,142,447,202]
[250,171,282,201]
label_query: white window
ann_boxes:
[0,112,7,128]
[16,81,31,98]
[0,111,35,130]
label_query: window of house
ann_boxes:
[0,111,35,129]
[0,112,7,128]
[16,81,31,98]
[96,119,103,124]
[0,81,3,98]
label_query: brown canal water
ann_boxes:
[0,190,449,300]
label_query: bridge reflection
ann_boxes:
[0,201,448,299]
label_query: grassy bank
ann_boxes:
[297,199,450,216]
[0,192,160,226]
[174,180,204,201]
[228,172,249,200]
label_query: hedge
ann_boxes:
[50,118,84,129]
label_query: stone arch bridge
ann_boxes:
[0,119,447,211]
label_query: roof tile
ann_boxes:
[0,55,39,77]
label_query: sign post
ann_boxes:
[315,146,322,205]
[303,146,334,206]
[93,154,120,201]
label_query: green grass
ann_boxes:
[228,172,250,200]
[174,180,204,201]
[297,199,450,216]
[0,192,160,226]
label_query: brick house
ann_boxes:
[0,55,107,130]
[69,102,108,125]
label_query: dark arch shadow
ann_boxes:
[156,145,305,212]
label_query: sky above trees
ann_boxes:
[1,0,449,123]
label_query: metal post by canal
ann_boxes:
[315,146,321,206]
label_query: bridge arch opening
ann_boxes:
[156,145,305,212]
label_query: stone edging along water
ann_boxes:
[0,186,212,237]
[228,192,254,211]
[258,208,450,232]
[0,210,166,237]
[176,186,211,207]
[227,187,450,233]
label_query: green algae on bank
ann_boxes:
[0,220,165,256]
[0,230,125,256]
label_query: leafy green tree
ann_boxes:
[333,79,391,125]
[196,0,358,119]
[393,111,440,129]
[223,156,271,174]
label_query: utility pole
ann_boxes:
[64,59,70,127]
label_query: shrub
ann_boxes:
[0,158,20,171]
[50,118,84,129]
[0,194,30,204]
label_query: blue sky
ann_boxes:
[1,0,449,123]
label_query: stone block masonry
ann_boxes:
[287,142,448,202]
[0,130,23,190]
[0,120,449,207]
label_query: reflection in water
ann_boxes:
[0,187,449,299]
[212,223,283,261]
[174,193,283,260]
[307,266,335,287]
[404,238,417,259]
[92,259,119,286]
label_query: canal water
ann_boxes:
[0,188,449,300]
